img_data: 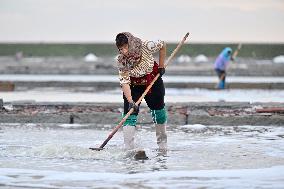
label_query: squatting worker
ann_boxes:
[115,32,167,151]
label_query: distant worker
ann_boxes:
[214,47,234,89]
[15,51,23,62]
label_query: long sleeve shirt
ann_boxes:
[118,40,164,85]
[214,47,232,71]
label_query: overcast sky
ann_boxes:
[0,0,284,43]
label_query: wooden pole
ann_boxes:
[232,43,242,60]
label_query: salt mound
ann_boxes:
[273,55,284,64]
[194,54,208,63]
[84,53,98,62]
[177,55,191,63]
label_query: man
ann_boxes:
[115,32,167,151]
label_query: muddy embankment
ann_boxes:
[1,100,283,126]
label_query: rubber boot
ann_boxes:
[155,124,167,151]
[123,126,136,150]
[220,80,225,89]
[218,80,225,89]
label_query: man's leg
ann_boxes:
[122,114,137,150]
[221,71,226,89]
[150,107,168,150]
[216,69,226,89]
[218,71,226,89]
[122,85,143,150]
[145,77,168,150]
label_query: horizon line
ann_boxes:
[0,40,284,45]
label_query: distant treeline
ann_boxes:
[0,43,283,58]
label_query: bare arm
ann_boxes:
[159,42,166,68]
[121,83,133,103]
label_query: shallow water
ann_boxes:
[1,88,284,103]
[1,74,284,83]
[0,123,284,188]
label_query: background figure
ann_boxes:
[15,51,23,62]
[214,47,233,89]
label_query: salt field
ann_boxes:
[1,1,284,188]
[1,88,284,103]
[1,58,284,189]
[1,74,284,83]
[0,123,284,188]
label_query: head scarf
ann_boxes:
[221,47,232,61]
[117,32,142,72]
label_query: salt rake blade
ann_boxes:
[89,147,104,151]
[134,150,149,160]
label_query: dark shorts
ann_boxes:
[123,76,165,115]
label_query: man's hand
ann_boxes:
[158,67,165,76]
[128,101,139,114]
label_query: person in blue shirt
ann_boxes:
[214,47,234,89]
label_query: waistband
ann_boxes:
[130,62,159,86]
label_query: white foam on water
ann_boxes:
[27,144,99,159]
[180,124,207,130]
[11,142,127,162]
[58,123,90,129]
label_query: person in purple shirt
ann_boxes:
[214,47,234,89]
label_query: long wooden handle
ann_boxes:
[96,32,190,149]
[232,43,242,60]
